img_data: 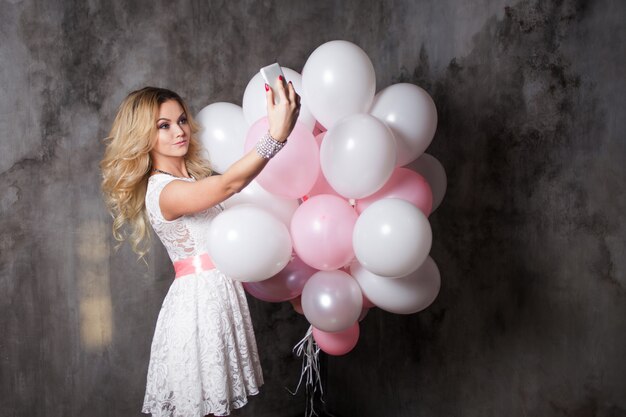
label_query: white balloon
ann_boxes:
[301,270,363,332]
[351,257,441,315]
[196,103,246,174]
[353,198,432,277]
[406,153,447,212]
[320,113,396,199]
[302,40,376,129]
[222,180,299,229]
[208,204,292,282]
[370,83,438,166]
[242,67,316,131]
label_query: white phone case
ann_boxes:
[260,63,286,104]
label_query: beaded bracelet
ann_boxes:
[255,130,286,159]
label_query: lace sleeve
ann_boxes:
[146,174,180,224]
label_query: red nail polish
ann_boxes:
[264,83,270,91]
[279,75,283,81]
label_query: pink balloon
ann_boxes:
[313,120,327,136]
[243,255,317,302]
[355,167,433,216]
[291,194,358,270]
[307,132,341,198]
[314,131,326,147]
[313,323,360,356]
[244,117,319,199]
[307,169,340,198]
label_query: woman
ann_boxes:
[101,78,300,416]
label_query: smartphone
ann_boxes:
[260,63,286,105]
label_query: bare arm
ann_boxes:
[160,77,301,221]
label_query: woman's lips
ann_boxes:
[174,139,187,146]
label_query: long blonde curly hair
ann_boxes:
[100,87,213,258]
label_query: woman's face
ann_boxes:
[150,99,191,162]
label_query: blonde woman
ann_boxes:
[101,80,300,416]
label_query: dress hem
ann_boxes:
[141,385,263,417]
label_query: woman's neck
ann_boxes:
[152,157,190,178]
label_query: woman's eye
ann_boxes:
[158,123,169,129]
[178,117,188,125]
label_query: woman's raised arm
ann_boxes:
[159,77,301,221]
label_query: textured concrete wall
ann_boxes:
[0,1,624,417]
[325,1,626,416]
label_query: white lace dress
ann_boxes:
[142,174,264,417]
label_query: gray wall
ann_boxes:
[1,1,624,417]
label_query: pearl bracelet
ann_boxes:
[255,131,286,159]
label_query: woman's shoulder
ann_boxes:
[146,173,195,204]
[146,175,183,223]
[147,173,195,187]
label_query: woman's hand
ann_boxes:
[266,76,301,142]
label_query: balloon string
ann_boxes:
[287,325,325,417]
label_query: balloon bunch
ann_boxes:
[199,40,447,357]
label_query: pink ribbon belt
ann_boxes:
[173,253,215,278]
